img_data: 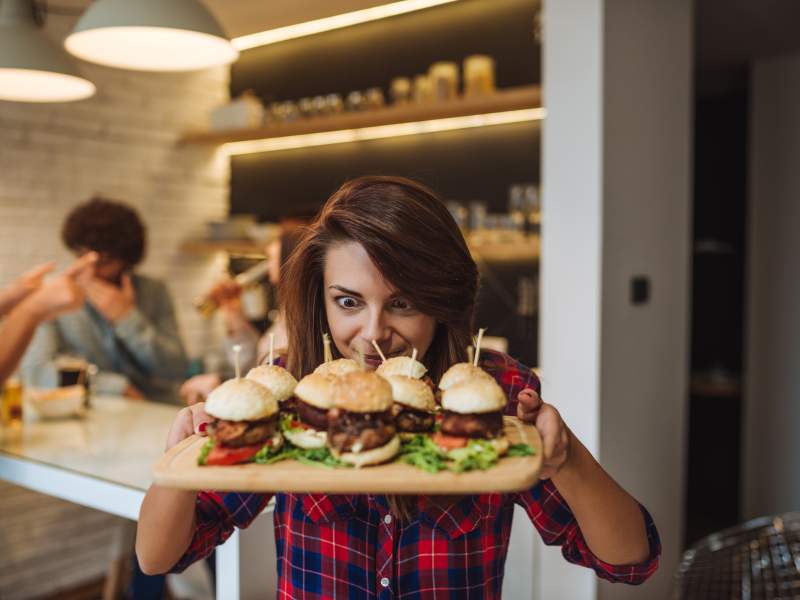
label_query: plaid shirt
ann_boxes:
[171,350,661,598]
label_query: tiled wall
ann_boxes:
[0,17,231,596]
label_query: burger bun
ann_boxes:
[384,375,435,413]
[338,435,400,468]
[441,378,507,414]
[245,365,297,403]
[314,358,361,377]
[205,378,278,421]
[294,373,335,410]
[332,371,393,413]
[438,362,493,391]
[376,356,427,379]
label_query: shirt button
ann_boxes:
[384,514,392,525]
[380,577,390,588]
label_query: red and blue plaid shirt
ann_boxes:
[171,350,661,598]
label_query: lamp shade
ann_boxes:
[0,0,95,102]
[65,0,238,72]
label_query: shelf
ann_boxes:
[181,232,539,262]
[180,85,542,147]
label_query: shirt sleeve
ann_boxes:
[513,480,661,584]
[169,491,273,573]
[113,279,188,381]
[479,349,541,416]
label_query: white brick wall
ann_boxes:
[0,15,232,596]
[0,15,231,358]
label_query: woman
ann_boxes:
[137,176,660,598]
[179,227,304,405]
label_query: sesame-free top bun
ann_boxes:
[438,362,493,391]
[441,378,507,414]
[385,375,436,413]
[339,435,400,468]
[376,356,427,379]
[245,365,297,403]
[332,371,393,413]
[294,373,335,410]
[314,358,361,377]
[205,378,278,421]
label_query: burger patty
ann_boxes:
[296,398,329,430]
[440,410,504,439]
[391,404,435,432]
[281,396,297,413]
[209,414,278,448]
[328,409,395,452]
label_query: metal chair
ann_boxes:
[675,512,800,599]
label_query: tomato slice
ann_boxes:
[206,441,267,466]
[432,431,468,450]
[291,420,311,430]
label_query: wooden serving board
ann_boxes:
[152,417,542,494]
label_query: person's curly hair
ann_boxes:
[62,197,146,267]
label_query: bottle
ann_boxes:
[1,375,23,428]
[194,260,272,317]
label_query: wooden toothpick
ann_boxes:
[269,333,275,366]
[473,328,486,367]
[323,333,332,363]
[233,344,242,379]
[356,347,366,370]
[371,340,387,363]
[408,348,418,377]
[467,345,474,366]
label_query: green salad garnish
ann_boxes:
[197,438,215,466]
[400,435,536,473]
[254,440,350,469]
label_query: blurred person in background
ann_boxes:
[0,254,97,386]
[20,197,188,404]
[180,227,304,405]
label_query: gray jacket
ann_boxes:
[20,274,188,404]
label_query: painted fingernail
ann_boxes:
[198,422,207,433]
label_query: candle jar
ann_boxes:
[464,54,496,96]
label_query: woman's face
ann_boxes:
[323,241,437,370]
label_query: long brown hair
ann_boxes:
[280,176,479,382]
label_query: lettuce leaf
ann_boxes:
[447,440,499,472]
[253,440,349,468]
[400,434,449,473]
[196,438,214,466]
[507,443,535,457]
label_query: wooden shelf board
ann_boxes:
[181,85,542,145]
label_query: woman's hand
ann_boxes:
[517,388,571,480]
[82,272,135,323]
[179,373,221,406]
[24,253,97,320]
[166,403,212,451]
[207,278,242,310]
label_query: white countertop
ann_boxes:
[0,396,178,493]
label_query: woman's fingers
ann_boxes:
[517,388,542,423]
[191,403,212,435]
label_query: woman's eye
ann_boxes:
[335,296,360,309]
[390,298,413,311]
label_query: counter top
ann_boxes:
[0,396,178,493]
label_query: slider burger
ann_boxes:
[314,358,361,377]
[435,377,509,455]
[284,373,334,449]
[328,371,400,467]
[384,375,436,438]
[204,378,282,465]
[246,364,298,413]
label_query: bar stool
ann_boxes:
[674,512,800,599]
